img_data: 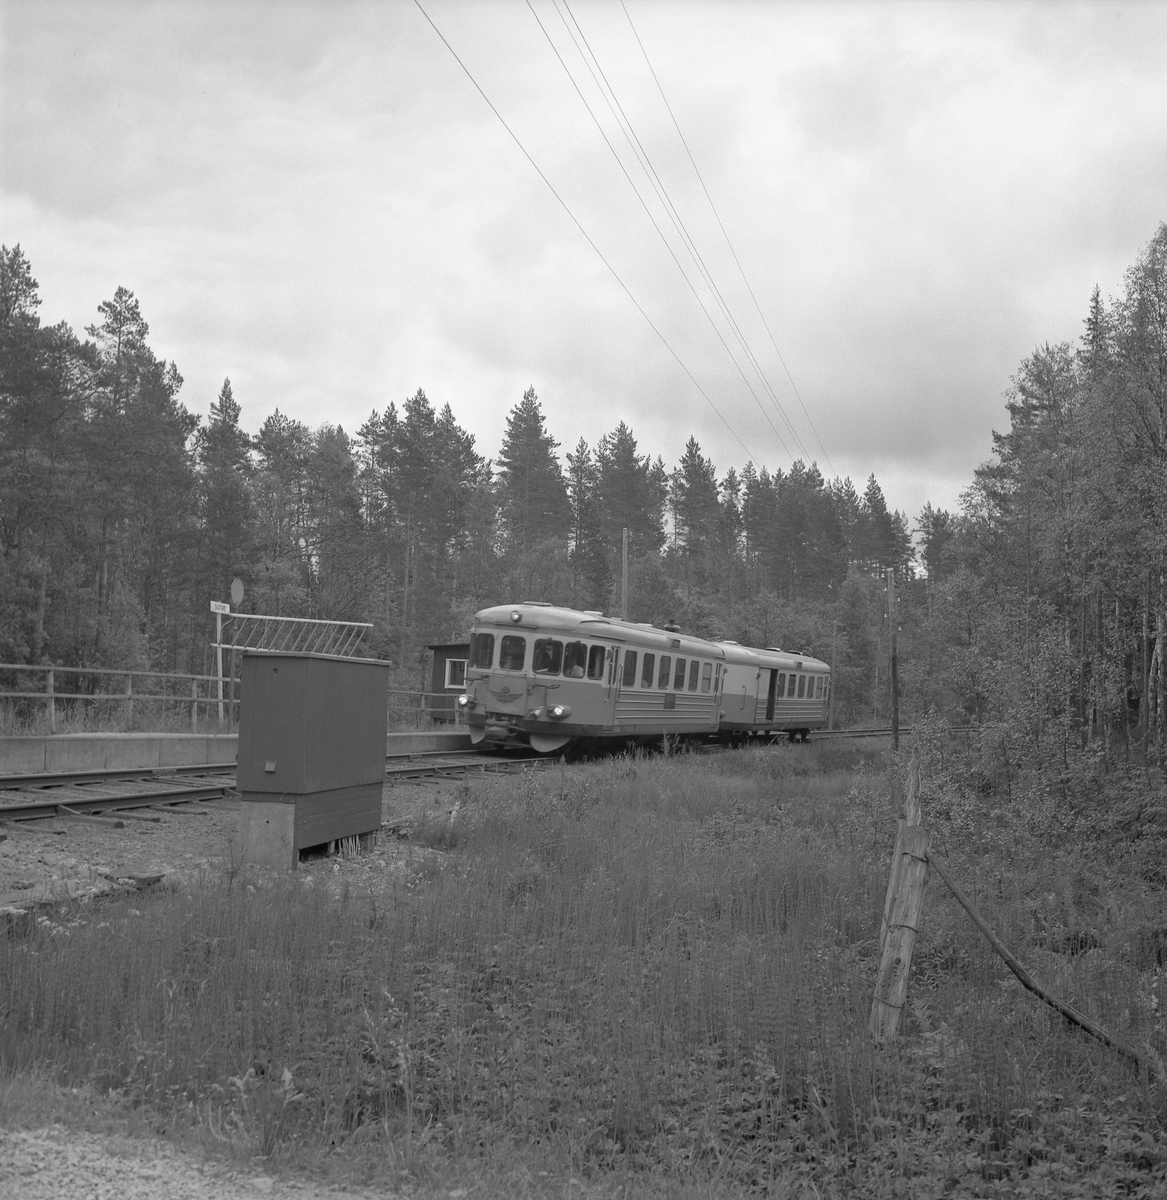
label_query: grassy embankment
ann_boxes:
[2,741,1165,1196]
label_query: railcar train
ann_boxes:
[456,602,831,754]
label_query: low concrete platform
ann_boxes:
[0,729,471,774]
[385,730,471,756]
[0,733,239,775]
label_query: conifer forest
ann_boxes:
[2,225,1166,757]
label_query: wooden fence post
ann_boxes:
[190,676,198,733]
[878,754,921,949]
[46,668,56,733]
[125,672,134,728]
[871,752,929,1042]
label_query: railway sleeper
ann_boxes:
[56,805,124,828]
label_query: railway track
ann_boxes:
[0,750,546,825]
[2,727,950,826]
[0,766,236,825]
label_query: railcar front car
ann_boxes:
[458,603,727,753]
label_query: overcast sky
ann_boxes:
[3,1,1166,523]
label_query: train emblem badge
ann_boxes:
[489,684,523,705]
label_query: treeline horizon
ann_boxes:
[2,224,1165,745]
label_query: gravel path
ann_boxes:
[0,1126,390,1200]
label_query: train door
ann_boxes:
[602,644,621,727]
[765,669,779,722]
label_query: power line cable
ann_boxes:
[526,0,795,460]
[551,0,806,462]
[557,0,814,464]
[620,0,836,475]
[412,0,759,465]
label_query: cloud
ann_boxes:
[4,0,1166,525]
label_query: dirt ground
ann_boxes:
[0,776,465,909]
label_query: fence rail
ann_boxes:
[0,662,463,733]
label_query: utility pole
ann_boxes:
[828,619,838,730]
[621,527,629,620]
[887,568,899,750]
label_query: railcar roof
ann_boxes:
[472,604,829,671]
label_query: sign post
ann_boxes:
[210,600,230,723]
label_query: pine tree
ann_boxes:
[196,378,253,608]
[565,438,610,609]
[594,421,665,561]
[496,387,570,555]
[669,436,719,593]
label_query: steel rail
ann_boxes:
[0,781,234,824]
[0,763,235,790]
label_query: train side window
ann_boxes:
[563,641,587,678]
[533,639,563,675]
[688,660,699,691]
[673,658,686,689]
[797,674,806,698]
[622,650,638,687]
[776,672,786,696]
[469,632,495,669]
[587,644,606,680]
[787,673,798,697]
[657,656,671,688]
[815,676,823,698]
[499,635,525,671]
[641,653,656,688]
[700,662,712,692]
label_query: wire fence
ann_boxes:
[0,663,464,735]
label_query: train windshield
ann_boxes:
[587,645,606,680]
[469,632,494,669]
[701,662,712,692]
[499,635,526,671]
[533,639,563,675]
[563,641,587,678]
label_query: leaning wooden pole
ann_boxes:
[887,568,899,750]
[871,754,927,1042]
[878,755,921,949]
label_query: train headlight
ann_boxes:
[510,609,522,623]
[549,704,572,720]
[456,693,473,708]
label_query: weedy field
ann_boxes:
[2,741,1166,1197]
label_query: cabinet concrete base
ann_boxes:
[239,801,297,870]
[239,782,383,870]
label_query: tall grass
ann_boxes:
[0,700,236,737]
[2,744,1164,1192]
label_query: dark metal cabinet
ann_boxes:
[237,651,390,864]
